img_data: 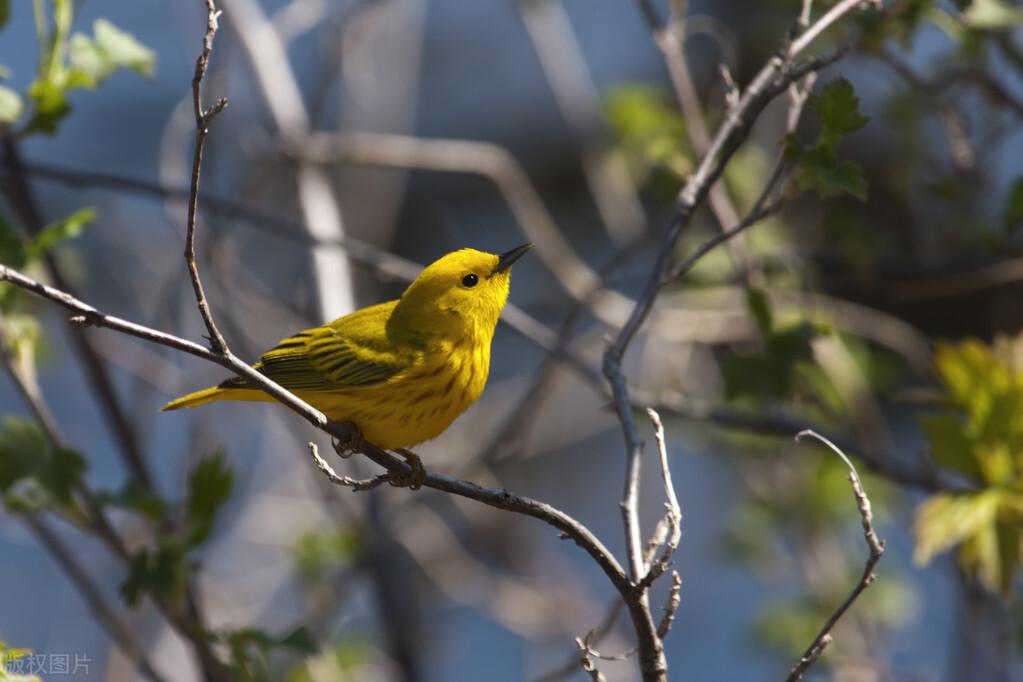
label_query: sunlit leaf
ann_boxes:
[93,19,155,77]
[0,84,22,124]
[961,0,1023,28]
[914,490,1001,565]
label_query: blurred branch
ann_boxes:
[23,516,169,682]
[518,0,647,243]
[219,0,357,319]
[636,0,755,278]
[787,430,886,682]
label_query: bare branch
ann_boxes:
[186,0,229,354]
[641,409,681,580]
[576,638,609,682]
[656,571,683,639]
[787,430,886,682]
[307,442,389,491]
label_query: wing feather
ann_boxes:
[221,301,410,392]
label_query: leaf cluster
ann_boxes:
[0,417,85,516]
[0,0,155,133]
[915,336,1023,593]
[784,78,870,201]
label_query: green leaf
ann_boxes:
[97,481,167,521]
[25,206,94,260]
[220,625,318,681]
[278,627,318,655]
[809,78,870,145]
[186,452,233,546]
[961,0,1023,28]
[723,323,817,402]
[93,19,155,77]
[121,542,190,607]
[914,490,1002,565]
[933,339,1008,420]
[0,84,22,124]
[69,20,156,86]
[67,34,106,86]
[0,1,9,29]
[0,417,86,512]
[786,142,868,201]
[26,77,71,135]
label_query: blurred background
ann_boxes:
[1,0,1023,680]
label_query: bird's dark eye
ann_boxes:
[462,273,479,288]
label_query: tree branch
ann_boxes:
[787,430,886,682]
[186,0,229,354]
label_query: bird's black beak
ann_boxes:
[494,243,532,273]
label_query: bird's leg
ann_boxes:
[389,448,425,491]
[331,421,365,459]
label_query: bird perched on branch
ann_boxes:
[163,245,531,485]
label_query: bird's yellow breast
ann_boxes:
[297,337,490,450]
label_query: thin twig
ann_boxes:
[186,0,229,354]
[787,429,886,682]
[641,409,681,580]
[576,638,609,682]
[307,442,389,491]
[532,600,625,682]
[656,571,682,639]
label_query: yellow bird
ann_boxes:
[163,245,531,454]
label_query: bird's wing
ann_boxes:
[223,302,409,392]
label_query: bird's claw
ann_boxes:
[389,449,425,491]
[331,422,365,459]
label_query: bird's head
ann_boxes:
[392,245,531,344]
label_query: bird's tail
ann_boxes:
[161,386,226,411]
